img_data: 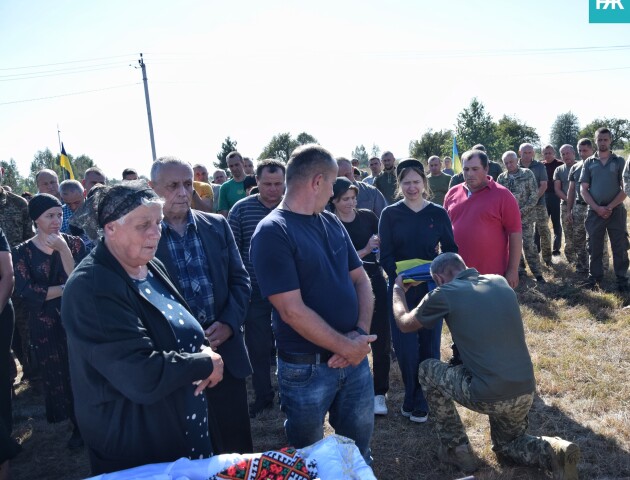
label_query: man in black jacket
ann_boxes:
[151,157,253,454]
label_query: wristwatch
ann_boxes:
[354,326,368,336]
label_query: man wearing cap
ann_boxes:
[337,158,387,217]
[443,149,522,288]
[250,144,376,464]
[151,157,253,454]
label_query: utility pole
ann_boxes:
[138,53,157,161]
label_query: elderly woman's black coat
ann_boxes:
[62,240,215,475]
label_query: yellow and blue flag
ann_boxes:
[452,136,462,174]
[59,143,74,180]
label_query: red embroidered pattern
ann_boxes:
[210,447,316,480]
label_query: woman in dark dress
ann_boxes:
[62,181,224,475]
[330,177,391,417]
[379,159,457,423]
[11,193,87,448]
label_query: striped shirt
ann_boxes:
[161,211,215,327]
[228,195,275,295]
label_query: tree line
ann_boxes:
[4,98,629,195]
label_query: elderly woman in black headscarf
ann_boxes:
[11,193,87,448]
[62,181,224,475]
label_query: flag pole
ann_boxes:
[57,125,62,153]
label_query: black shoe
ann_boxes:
[67,426,84,449]
[552,250,561,256]
[618,284,629,293]
[582,278,601,290]
[249,397,274,418]
[535,275,546,284]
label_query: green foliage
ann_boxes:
[0,159,22,191]
[69,154,95,180]
[550,112,580,153]
[494,115,540,154]
[455,97,498,158]
[295,132,318,146]
[371,144,381,158]
[579,118,630,150]
[409,129,453,161]
[215,136,238,170]
[351,145,369,167]
[259,131,318,163]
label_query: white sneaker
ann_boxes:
[374,395,388,415]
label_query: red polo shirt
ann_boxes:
[443,177,522,275]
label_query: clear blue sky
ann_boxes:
[1,0,629,180]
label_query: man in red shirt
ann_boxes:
[443,150,523,288]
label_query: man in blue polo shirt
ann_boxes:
[251,144,376,463]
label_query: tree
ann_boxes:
[0,159,23,191]
[409,129,453,162]
[371,144,381,158]
[295,132,318,146]
[455,98,497,158]
[259,132,318,162]
[579,118,630,150]
[549,112,580,153]
[351,145,369,167]
[215,136,238,170]
[494,115,540,154]
[67,154,95,180]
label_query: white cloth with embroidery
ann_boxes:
[85,435,376,480]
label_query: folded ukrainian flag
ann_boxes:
[395,259,435,289]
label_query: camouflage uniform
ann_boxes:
[418,359,553,470]
[519,159,552,264]
[497,168,541,277]
[0,187,34,378]
[0,188,33,248]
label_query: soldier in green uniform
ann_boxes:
[498,151,545,283]
[392,253,580,479]
[554,145,578,266]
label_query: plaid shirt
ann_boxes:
[161,211,215,327]
[61,204,73,234]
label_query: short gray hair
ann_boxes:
[502,151,518,162]
[430,253,466,277]
[59,179,84,196]
[151,156,192,182]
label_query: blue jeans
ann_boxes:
[277,356,374,463]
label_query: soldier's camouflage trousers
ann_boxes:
[533,204,552,264]
[418,359,552,470]
[521,211,542,277]
[561,203,577,265]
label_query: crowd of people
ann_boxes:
[2,128,627,479]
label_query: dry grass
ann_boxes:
[9,256,630,479]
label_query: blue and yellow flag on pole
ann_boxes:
[59,143,74,180]
[452,135,462,174]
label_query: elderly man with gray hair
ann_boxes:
[497,151,545,283]
[392,252,580,479]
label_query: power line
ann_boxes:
[0,83,140,106]
[0,63,132,82]
[0,53,138,72]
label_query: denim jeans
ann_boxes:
[277,356,374,464]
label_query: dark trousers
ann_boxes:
[0,301,14,433]
[205,368,253,454]
[368,268,390,396]
[244,296,274,403]
[585,204,630,283]
[536,192,562,252]
[388,281,442,413]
